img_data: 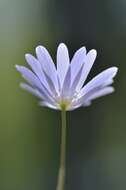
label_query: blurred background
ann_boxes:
[0,0,125,189]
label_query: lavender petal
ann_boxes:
[69,64,84,96]
[25,54,52,94]
[20,83,43,99]
[61,65,71,97]
[77,86,114,107]
[79,67,118,97]
[36,45,59,93]
[86,86,114,101]
[76,49,97,91]
[57,43,70,87]
[16,65,55,104]
[16,65,42,88]
[71,46,86,83]
[39,101,58,110]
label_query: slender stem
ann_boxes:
[56,108,67,190]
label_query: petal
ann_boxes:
[36,45,59,92]
[76,49,97,91]
[16,65,55,104]
[76,86,114,107]
[25,53,42,71]
[71,46,86,83]
[21,82,55,105]
[39,101,58,110]
[86,86,114,101]
[16,65,42,88]
[71,99,91,109]
[69,64,84,96]
[103,79,114,86]
[68,104,82,111]
[82,101,91,107]
[57,43,70,87]
[25,54,52,94]
[61,65,71,97]
[79,67,118,97]
[20,83,43,99]
[43,70,58,96]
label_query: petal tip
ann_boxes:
[25,53,31,61]
[82,46,87,52]
[15,65,20,71]
[110,66,118,78]
[35,45,44,54]
[113,66,118,73]
[76,46,87,54]
[87,49,97,60]
[109,86,115,92]
[25,53,30,58]
[58,43,68,49]
[91,49,97,56]
[36,45,41,52]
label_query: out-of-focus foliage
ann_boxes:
[0,0,125,190]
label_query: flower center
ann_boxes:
[55,92,79,110]
[56,97,72,110]
[60,99,70,110]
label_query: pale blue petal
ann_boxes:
[16,65,55,104]
[86,86,114,101]
[70,100,91,109]
[16,65,42,88]
[20,83,43,99]
[76,86,114,107]
[69,64,84,96]
[61,65,71,97]
[76,49,97,91]
[68,104,82,111]
[43,70,58,96]
[36,45,59,92]
[25,53,42,71]
[103,79,114,86]
[57,43,70,87]
[79,67,118,97]
[39,101,58,110]
[82,101,91,107]
[20,82,55,105]
[71,46,86,83]
[25,54,52,94]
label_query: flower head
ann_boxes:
[16,43,118,111]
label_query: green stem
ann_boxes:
[56,108,67,190]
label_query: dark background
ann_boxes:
[0,0,125,189]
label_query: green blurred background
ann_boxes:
[0,0,125,189]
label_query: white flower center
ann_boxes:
[55,93,79,110]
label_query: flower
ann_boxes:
[16,43,118,111]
